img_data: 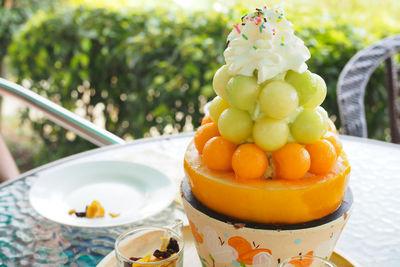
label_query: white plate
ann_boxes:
[29,160,175,228]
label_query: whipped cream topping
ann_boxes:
[224,5,311,84]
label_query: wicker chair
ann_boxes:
[337,34,400,143]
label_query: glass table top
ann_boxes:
[1,134,400,266]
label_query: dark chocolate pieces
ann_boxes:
[74,206,87,217]
[75,211,87,217]
[166,237,179,253]
[127,237,180,262]
[153,237,180,259]
[153,249,174,259]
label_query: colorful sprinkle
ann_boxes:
[234,24,241,34]
[253,46,257,50]
[294,238,302,244]
[282,36,285,41]
[232,6,288,43]
[280,43,284,46]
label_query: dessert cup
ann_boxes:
[115,222,184,267]
[182,178,352,267]
[182,4,353,266]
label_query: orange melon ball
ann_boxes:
[323,131,343,156]
[203,136,237,171]
[194,122,220,154]
[272,143,311,180]
[86,200,105,218]
[306,139,337,175]
[232,143,268,180]
[201,115,213,126]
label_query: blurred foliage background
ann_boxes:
[1,0,399,172]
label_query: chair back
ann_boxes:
[337,34,400,142]
[0,78,125,146]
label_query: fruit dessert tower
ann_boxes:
[182,4,352,266]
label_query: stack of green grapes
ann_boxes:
[210,65,329,152]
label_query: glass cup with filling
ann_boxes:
[115,220,184,267]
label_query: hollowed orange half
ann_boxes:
[184,140,350,224]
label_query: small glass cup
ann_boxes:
[278,255,337,267]
[115,220,184,267]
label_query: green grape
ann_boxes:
[218,108,253,144]
[316,106,330,132]
[285,70,317,106]
[286,107,304,124]
[213,65,230,99]
[259,81,299,119]
[226,75,259,111]
[248,102,264,121]
[209,96,230,123]
[290,108,329,144]
[303,74,327,108]
[252,117,289,151]
[259,71,287,88]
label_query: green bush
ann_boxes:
[7,5,397,167]
[8,7,230,164]
[0,0,56,70]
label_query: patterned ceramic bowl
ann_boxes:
[181,178,353,267]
